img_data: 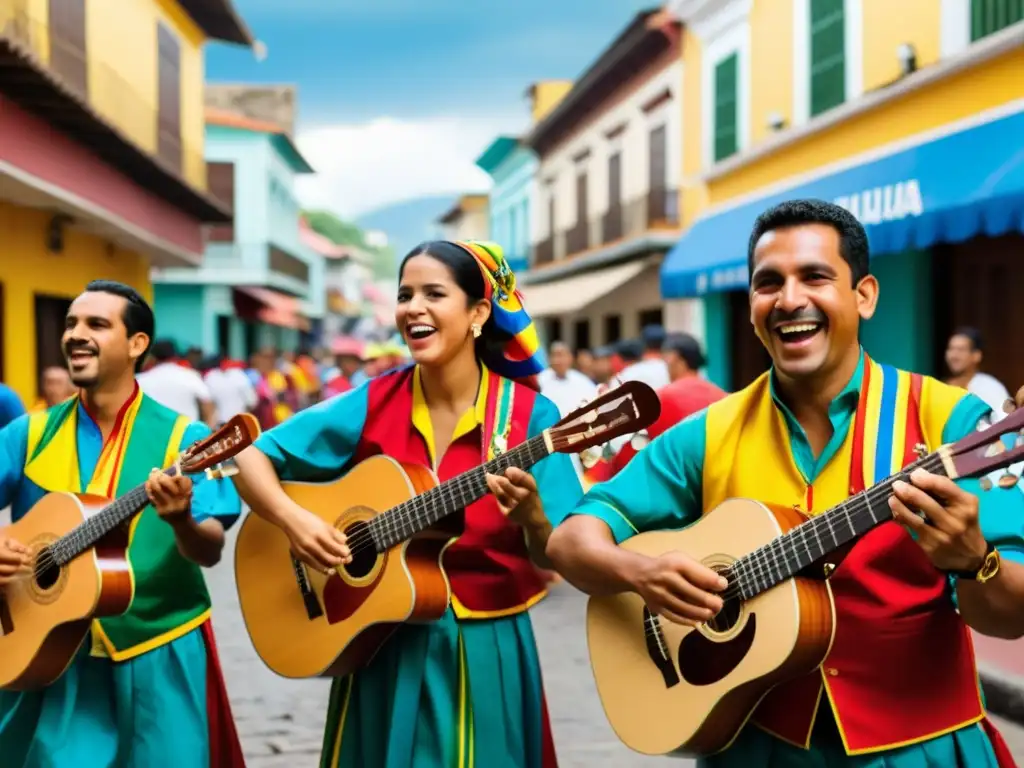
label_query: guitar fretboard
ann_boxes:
[727,451,947,599]
[366,434,551,550]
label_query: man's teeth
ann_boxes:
[778,323,819,335]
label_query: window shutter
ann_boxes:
[809,0,845,117]
[713,53,738,163]
[971,0,1024,41]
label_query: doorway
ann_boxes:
[35,294,72,396]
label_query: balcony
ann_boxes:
[151,241,311,296]
[558,188,680,259]
[533,237,554,267]
[0,4,227,222]
[602,205,623,242]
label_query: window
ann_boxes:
[971,0,1024,40]
[809,0,845,116]
[573,320,591,353]
[217,316,231,358]
[206,162,235,242]
[713,54,739,162]
[638,308,663,330]
[35,295,72,396]
[603,314,621,345]
[157,22,182,172]
[546,318,563,345]
[48,0,87,97]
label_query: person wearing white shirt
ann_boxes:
[945,327,1012,418]
[617,326,670,391]
[537,342,598,418]
[204,356,257,424]
[136,339,216,425]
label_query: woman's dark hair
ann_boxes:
[399,241,512,366]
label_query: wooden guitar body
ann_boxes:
[0,493,133,691]
[235,455,455,679]
[586,499,836,757]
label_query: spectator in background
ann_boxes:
[137,339,217,426]
[608,333,726,478]
[204,354,257,424]
[618,325,670,390]
[538,341,598,418]
[589,346,615,387]
[183,346,203,370]
[36,366,77,410]
[575,348,595,381]
[945,326,1012,419]
[0,382,25,430]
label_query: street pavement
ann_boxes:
[205,523,1024,767]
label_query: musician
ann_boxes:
[0,281,245,768]
[547,200,1024,767]
[232,240,582,768]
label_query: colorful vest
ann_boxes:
[355,366,547,619]
[24,391,213,661]
[702,357,985,755]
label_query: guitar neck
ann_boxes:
[51,466,181,566]
[730,450,948,599]
[367,433,552,551]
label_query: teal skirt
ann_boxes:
[702,703,1005,768]
[0,628,210,768]
[321,608,557,768]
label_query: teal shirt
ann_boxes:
[569,352,1024,767]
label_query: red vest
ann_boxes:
[357,366,547,619]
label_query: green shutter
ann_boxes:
[809,0,845,117]
[971,0,1024,41]
[713,53,738,162]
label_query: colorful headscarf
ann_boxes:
[451,240,546,384]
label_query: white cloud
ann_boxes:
[294,113,527,219]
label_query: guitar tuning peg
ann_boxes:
[1003,398,1017,415]
[980,477,994,491]
[997,472,1020,490]
[579,447,601,469]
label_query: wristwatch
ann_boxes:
[951,542,1001,583]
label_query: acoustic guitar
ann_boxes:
[234,381,660,679]
[0,413,260,691]
[586,404,1024,758]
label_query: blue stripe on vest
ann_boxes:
[873,364,900,485]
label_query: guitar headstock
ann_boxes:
[179,413,261,475]
[945,399,1024,487]
[548,381,660,455]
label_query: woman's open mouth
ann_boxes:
[406,324,437,341]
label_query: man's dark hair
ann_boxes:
[149,339,178,363]
[747,199,870,284]
[952,326,983,352]
[83,280,155,372]
[663,333,707,371]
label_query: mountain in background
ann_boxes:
[356,194,456,262]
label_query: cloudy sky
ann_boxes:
[206,0,654,219]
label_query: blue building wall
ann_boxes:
[475,138,536,274]
[152,123,325,357]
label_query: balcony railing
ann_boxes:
[0,3,206,192]
[535,188,681,263]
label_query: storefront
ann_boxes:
[661,101,1024,391]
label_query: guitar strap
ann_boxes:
[484,374,516,460]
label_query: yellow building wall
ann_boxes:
[680,27,706,225]
[0,203,152,406]
[749,0,795,144]
[707,46,1024,205]
[861,0,941,93]
[86,0,208,192]
[530,80,573,124]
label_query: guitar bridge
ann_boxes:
[291,556,324,621]
[642,606,680,689]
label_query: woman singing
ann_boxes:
[233,240,582,767]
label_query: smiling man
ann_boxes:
[547,200,1024,767]
[0,280,245,768]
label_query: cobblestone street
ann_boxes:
[207,523,1024,768]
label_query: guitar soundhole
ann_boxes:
[342,521,377,579]
[707,593,743,633]
[34,548,61,591]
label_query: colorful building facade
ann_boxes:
[662,0,1024,391]
[474,136,536,274]
[0,0,252,404]
[151,104,327,360]
[520,9,701,353]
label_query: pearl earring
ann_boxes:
[471,324,482,339]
